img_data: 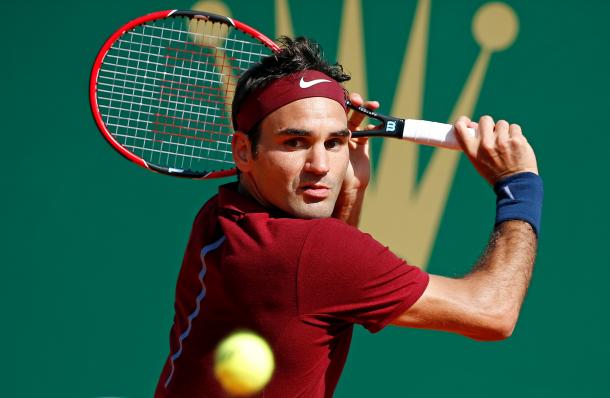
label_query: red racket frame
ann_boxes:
[90,10,280,178]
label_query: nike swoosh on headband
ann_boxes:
[299,77,332,88]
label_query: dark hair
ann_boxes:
[232,36,351,153]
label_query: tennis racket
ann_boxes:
[90,10,475,179]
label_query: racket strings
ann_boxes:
[96,16,272,172]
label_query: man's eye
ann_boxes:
[325,139,344,150]
[284,139,305,149]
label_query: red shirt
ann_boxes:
[155,183,429,397]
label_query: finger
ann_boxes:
[507,123,538,174]
[353,122,377,132]
[508,123,523,138]
[348,91,364,106]
[347,92,379,108]
[352,101,379,117]
[348,113,366,131]
[479,115,496,152]
[347,93,365,129]
[350,136,369,148]
[454,117,478,155]
[348,98,380,131]
[508,123,528,150]
[495,119,510,152]
[362,100,379,110]
[455,115,472,126]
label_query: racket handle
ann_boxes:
[402,119,476,150]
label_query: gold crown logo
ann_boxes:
[193,0,519,268]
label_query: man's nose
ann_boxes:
[304,144,329,175]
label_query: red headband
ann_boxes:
[235,70,347,133]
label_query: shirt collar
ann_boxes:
[218,182,291,218]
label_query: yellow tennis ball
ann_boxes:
[214,330,275,396]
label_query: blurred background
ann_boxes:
[2,0,609,396]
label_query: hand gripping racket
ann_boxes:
[90,10,475,179]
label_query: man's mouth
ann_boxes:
[299,184,331,200]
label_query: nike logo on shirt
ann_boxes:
[299,77,332,88]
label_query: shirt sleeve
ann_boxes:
[297,219,429,333]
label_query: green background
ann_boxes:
[2,0,609,396]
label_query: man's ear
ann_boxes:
[232,132,253,172]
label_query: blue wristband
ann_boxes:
[494,172,543,235]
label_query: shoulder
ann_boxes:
[299,218,396,274]
[194,193,220,224]
[304,218,386,253]
[308,217,367,237]
[186,193,221,243]
[247,216,352,242]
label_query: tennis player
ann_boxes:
[155,37,542,397]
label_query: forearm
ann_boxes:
[465,220,538,333]
[332,188,366,227]
[394,221,537,340]
[336,92,375,226]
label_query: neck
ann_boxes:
[237,174,273,210]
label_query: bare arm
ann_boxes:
[332,92,378,226]
[393,221,536,340]
[392,115,541,340]
[332,183,367,227]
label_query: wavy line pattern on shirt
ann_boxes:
[165,235,227,388]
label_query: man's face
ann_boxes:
[241,97,350,219]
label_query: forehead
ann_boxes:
[259,97,348,134]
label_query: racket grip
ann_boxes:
[402,119,476,150]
